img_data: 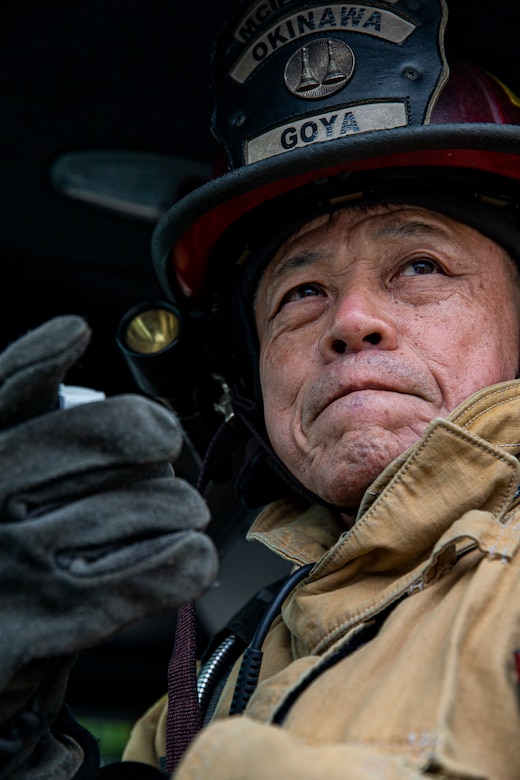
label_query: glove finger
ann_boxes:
[0,476,218,682]
[0,317,91,427]
[8,475,212,575]
[0,395,185,519]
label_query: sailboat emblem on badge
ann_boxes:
[284,38,355,100]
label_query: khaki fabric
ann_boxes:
[123,694,168,767]
[126,380,520,779]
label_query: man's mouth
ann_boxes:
[318,383,407,415]
[307,357,434,424]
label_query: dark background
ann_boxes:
[1,0,519,757]
[1,2,519,396]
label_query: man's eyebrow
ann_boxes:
[255,250,325,311]
[258,217,455,305]
[370,218,453,242]
[268,249,325,285]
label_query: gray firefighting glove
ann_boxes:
[0,316,219,779]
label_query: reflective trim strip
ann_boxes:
[245,101,408,164]
[230,4,417,84]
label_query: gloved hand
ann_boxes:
[0,316,219,778]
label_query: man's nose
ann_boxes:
[318,286,398,358]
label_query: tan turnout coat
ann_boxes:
[125,380,520,779]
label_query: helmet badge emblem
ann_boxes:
[284,38,355,100]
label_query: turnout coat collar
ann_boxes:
[248,380,520,657]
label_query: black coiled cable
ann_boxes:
[229,562,315,715]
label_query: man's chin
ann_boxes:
[301,465,378,509]
[297,428,420,508]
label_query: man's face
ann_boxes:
[254,204,520,511]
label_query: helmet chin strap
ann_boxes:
[232,405,360,515]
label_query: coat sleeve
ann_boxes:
[172,715,465,780]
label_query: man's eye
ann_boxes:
[400,258,440,276]
[281,283,323,305]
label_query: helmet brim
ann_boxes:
[152,123,520,302]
